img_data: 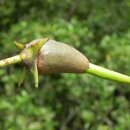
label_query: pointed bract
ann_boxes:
[31,59,39,88]
[18,67,27,87]
[14,41,25,50]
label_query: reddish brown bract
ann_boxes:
[37,39,89,74]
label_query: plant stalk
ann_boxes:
[0,54,26,67]
[86,63,130,84]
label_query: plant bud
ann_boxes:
[37,39,89,74]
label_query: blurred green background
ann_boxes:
[0,0,130,130]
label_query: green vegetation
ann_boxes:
[0,0,130,129]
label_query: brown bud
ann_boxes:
[37,39,89,74]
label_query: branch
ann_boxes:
[0,54,26,67]
[86,63,130,84]
[0,38,130,87]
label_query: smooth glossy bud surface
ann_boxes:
[37,39,89,74]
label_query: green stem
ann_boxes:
[86,63,130,84]
[0,54,26,67]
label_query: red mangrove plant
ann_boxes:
[0,38,130,87]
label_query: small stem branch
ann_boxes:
[0,54,26,67]
[86,63,130,84]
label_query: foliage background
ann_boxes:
[0,0,130,130]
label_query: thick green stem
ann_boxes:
[86,63,130,84]
[0,54,26,67]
